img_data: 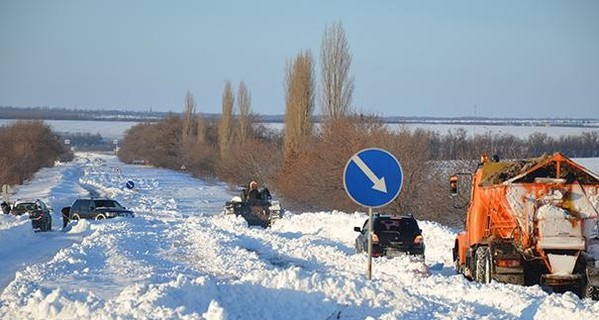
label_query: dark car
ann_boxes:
[64,198,134,220]
[354,214,425,258]
[13,199,52,231]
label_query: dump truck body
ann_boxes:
[453,153,599,298]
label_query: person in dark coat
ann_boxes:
[1,201,10,214]
[61,207,70,229]
[247,181,261,202]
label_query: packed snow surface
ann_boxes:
[1,153,599,319]
[2,119,597,140]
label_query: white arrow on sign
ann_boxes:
[351,154,388,193]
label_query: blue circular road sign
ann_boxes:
[125,180,135,189]
[343,148,403,208]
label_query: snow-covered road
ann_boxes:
[1,153,599,319]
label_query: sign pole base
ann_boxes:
[367,206,373,280]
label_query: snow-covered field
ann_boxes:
[1,153,599,319]
[262,123,599,139]
[2,119,597,140]
[0,120,138,140]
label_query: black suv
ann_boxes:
[354,214,425,258]
[64,198,134,220]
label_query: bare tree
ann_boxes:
[320,21,354,119]
[218,81,235,159]
[182,91,196,145]
[283,50,315,162]
[196,115,207,145]
[237,80,251,144]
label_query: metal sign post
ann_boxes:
[343,148,403,280]
[367,207,373,279]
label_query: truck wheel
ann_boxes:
[585,284,599,300]
[475,247,492,284]
[95,214,106,220]
[483,248,492,283]
[72,214,81,221]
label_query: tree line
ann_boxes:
[118,21,599,227]
[0,121,73,186]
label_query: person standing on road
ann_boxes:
[61,207,70,229]
[1,201,10,214]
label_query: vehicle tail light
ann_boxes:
[372,233,379,244]
[496,259,521,268]
[414,235,424,245]
[371,252,382,257]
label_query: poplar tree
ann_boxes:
[218,81,234,159]
[320,21,354,119]
[182,91,196,145]
[237,80,251,144]
[283,50,315,162]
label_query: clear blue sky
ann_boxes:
[1,0,598,118]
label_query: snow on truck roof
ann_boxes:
[479,152,599,186]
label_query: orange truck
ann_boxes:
[451,153,599,298]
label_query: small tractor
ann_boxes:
[224,185,283,228]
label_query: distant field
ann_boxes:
[397,123,599,138]
[264,122,599,139]
[0,119,139,139]
[1,119,598,140]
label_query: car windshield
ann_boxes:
[15,203,37,211]
[93,200,123,209]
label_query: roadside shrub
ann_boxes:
[0,121,73,185]
[118,115,182,169]
[218,124,282,186]
[118,114,221,180]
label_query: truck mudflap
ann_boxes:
[490,240,525,285]
[493,267,525,286]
